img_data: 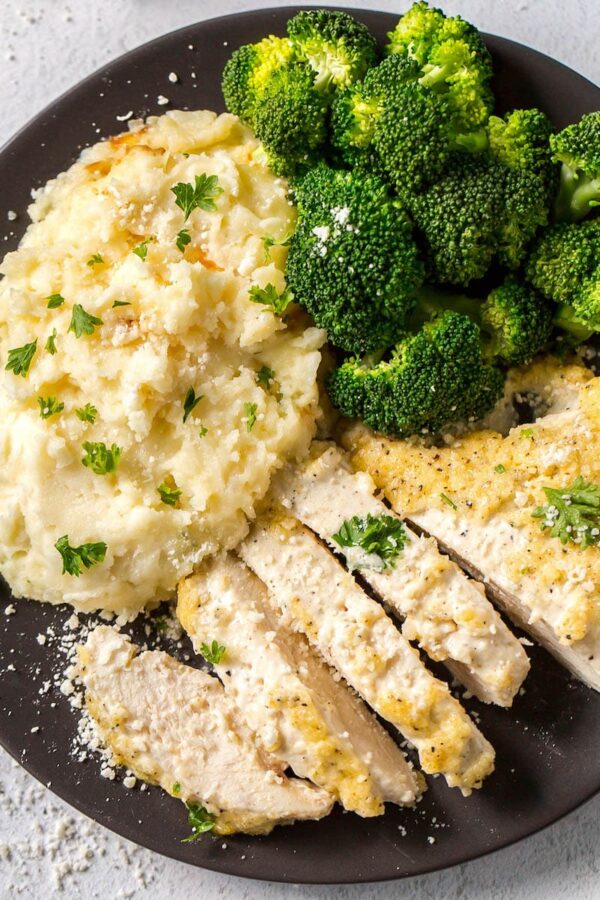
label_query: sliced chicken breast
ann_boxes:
[178,555,422,816]
[239,514,495,795]
[76,626,333,835]
[274,442,529,706]
[342,360,600,692]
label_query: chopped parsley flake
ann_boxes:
[200,640,226,665]
[6,340,37,377]
[171,174,223,221]
[256,365,275,389]
[172,782,181,796]
[243,402,257,432]
[47,293,65,309]
[532,477,600,548]
[198,424,208,438]
[86,253,104,267]
[81,441,122,475]
[132,238,152,261]
[157,481,182,507]
[495,463,506,474]
[45,329,58,355]
[248,283,293,317]
[332,513,408,570]
[69,304,103,338]
[176,228,191,252]
[261,232,292,263]
[152,615,168,633]
[55,535,107,577]
[75,403,98,424]
[182,803,215,841]
[38,396,64,420]
[183,387,202,423]
[440,493,457,510]
[112,300,131,308]
[520,427,535,440]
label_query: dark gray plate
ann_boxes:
[0,6,598,886]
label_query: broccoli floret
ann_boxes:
[526,218,600,332]
[252,62,329,176]
[327,311,505,437]
[222,35,295,123]
[285,165,424,354]
[488,109,557,201]
[550,112,600,222]
[386,1,493,148]
[287,9,378,92]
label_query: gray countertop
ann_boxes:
[0,1,598,897]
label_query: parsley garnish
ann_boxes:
[38,396,64,420]
[243,402,257,432]
[87,253,104,267]
[176,228,191,252]
[172,782,181,796]
[75,403,98,424]
[198,424,208,438]
[132,239,152,261]
[261,232,292,263]
[248,283,293,317]
[520,427,535,440]
[45,329,58,355]
[81,441,122,475]
[6,340,37,377]
[256,365,275,389]
[112,300,131,308]
[495,464,506,474]
[183,387,202,423]
[55,535,107,577]
[47,293,65,309]
[171,174,223,221]
[440,493,457,510]
[182,803,215,842]
[332,513,408,570]
[69,304,103,338]
[200,640,226,665]
[532,477,600,548]
[153,615,168,632]
[157,481,182,507]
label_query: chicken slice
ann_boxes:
[239,514,495,795]
[273,442,529,707]
[341,359,600,692]
[178,555,422,816]
[76,626,333,835]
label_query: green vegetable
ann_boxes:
[5,340,37,377]
[55,535,107,577]
[45,329,58,355]
[285,164,423,354]
[532,477,600,548]
[222,35,295,122]
[171,175,223,221]
[157,481,182,507]
[47,293,65,309]
[81,441,122,475]
[287,9,377,91]
[550,112,600,222]
[172,782,181,795]
[261,232,292,263]
[87,253,104,267]
[256,365,275,388]
[243,402,257,432]
[332,513,408,569]
[200,640,226,665]
[183,387,202,423]
[440,493,457,510]
[38,396,64,419]
[75,404,98,424]
[132,239,152,261]
[69,304,103,338]
[176,228,191,252]
[112,300,131,308]
[248,284,293,317]
[182,803,215,842]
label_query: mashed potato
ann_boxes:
[0,110,325,614]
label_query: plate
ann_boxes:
[0,6,598,885]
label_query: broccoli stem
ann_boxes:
[554,164,600,222]
[553,303,595,343]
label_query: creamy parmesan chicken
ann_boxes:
[178,555,422,816]
[240,513,495,794]
[76,626,333,834]
[343,359,600,692]
[273,442,529,706]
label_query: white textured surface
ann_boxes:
[0,1,599,898]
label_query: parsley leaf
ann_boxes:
[198,424,208,438]
[440,493,457,510]
[69,304,103,338]
[152,615,168,633]
[75,403,98,424]
[248,283,293,317]
[200,640,226,665]
[87,253,104,267]
[243,402,257,432]
[172,782,181,796]
[112,300,131,308]
[81,441,122,475]
[261,232,292,263]
[47,293,65,309]
[176,228,191,252]
[532,477,600,548]
[256,365,275,389]
[6,340,37,377]
[45,329,58,355]
[183,387,202,423]
[132,238,152,261]
[494,464,506,474]
[181,803,215,842]
[38,396,64,419]
[332,513,408,570]
[520,427,535,440]
[157,481,182,507]
[55,535,107,577]
[171,174,223,221]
